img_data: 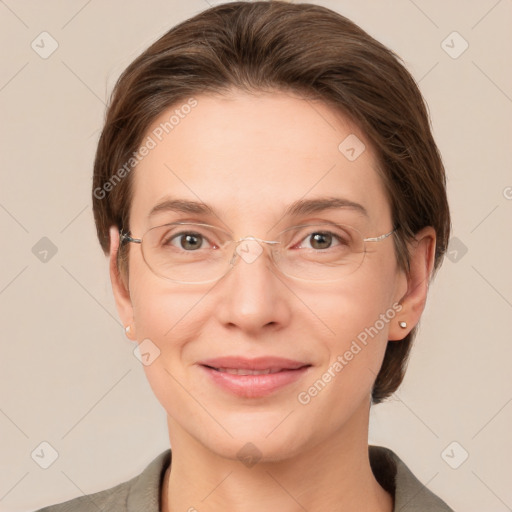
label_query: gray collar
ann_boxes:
[122,445,453,511]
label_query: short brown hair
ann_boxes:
[92,1,451,404]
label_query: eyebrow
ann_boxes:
[148,196,368,219]
[283,197,368,219]
[149,198,214,218]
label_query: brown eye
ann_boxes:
[300,230,346,250]
[170,232,205,251]
[309,232,333,250]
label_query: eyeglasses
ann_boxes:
[119,222,396,284]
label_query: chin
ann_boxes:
[188,411,316,463]
[207,435,307,465]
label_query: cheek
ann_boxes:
[303,269,398,384]
[293,293,392,433]
[298,289,393,417]
[128,282,204,411]
[131,284,202,343]
[305,268,396,342]
[127,251,199,339]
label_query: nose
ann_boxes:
[214,237,291,334]
[229,236,279,266]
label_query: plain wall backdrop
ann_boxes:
[0,1,511,511]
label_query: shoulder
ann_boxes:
[33,450,171,512]
[369,445,454,512]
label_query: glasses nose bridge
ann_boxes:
[235,235,280,245]
[228,235,281,267]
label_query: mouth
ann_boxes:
[204,367,294,375]
[198,356,312,398]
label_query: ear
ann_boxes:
[388,226,436,341]
[109,226,136,341]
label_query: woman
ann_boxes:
[37,1,453,510]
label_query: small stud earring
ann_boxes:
[399,321,407,329]
[125,325,131,334]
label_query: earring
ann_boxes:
[125,325,131,335]
[399,321,407,329]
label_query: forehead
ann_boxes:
[129,90,391,232]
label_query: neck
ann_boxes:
[162,410,393,512]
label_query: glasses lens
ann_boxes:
[139,222,368,283]
[273,223,366,281]
[141,223,232,283]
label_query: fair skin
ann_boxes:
[109,90,436,512]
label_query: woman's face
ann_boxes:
[112,90,412,461]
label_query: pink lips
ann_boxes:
[198,356,311,398]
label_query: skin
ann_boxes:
[109,89,436,512]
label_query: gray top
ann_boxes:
[34,445,454,511]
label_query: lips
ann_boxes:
[198,356,311,398]
[200,356,308,370]
[212,368,283,375]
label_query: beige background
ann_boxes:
[1,1,511,511]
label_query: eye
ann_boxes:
[169,232,208,251]
[148,223,227,255]
[298,230,347,250]
[161,229,214,251]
